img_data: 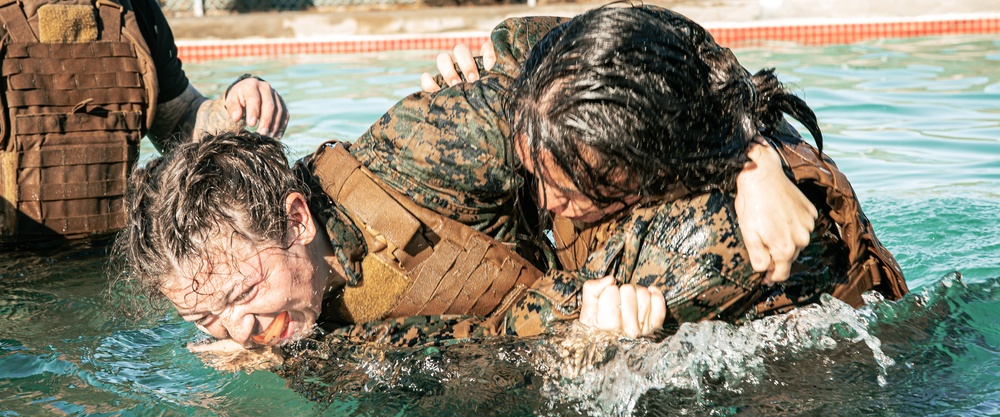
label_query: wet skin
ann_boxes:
[515,135,639,224]
[159,193,345,348]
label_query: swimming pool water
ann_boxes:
[2,35,999,416]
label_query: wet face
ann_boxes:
[515,135,638,224]
[160,238,337,347]
[159,193,343,348]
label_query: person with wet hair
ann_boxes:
[499,5,909,335]
[115,128,546,351]
[114,6,897,368]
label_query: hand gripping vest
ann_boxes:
[769,135,909,304]
[311,142,544,324]
[0,0,157,246]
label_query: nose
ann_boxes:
[544,190,588,219]
[556,200,588,219]
[541,186,570,215]
[217,309,257,345]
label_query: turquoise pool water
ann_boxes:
[2,35,999,416]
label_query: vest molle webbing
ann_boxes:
[0,0,157,245]
[311,142,544,324]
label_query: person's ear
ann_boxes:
[285,192,316,246]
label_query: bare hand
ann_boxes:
[735,139,818,284]
[225,76,289,138]
[579,277,666,338]
[419,41,497,93]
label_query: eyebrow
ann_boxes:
[169,276,238,317]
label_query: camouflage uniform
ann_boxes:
[285,16,568,348]
[504,125,893,336]
[283,11,907,350]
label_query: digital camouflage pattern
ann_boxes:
[348,15,569,245]
[279,9,905,361]
[279,16,571,354]
[504,158,856,336]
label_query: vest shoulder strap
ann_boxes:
[311,141,544,322]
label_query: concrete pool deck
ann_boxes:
[165,0,1000,61]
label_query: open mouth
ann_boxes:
[250,311,290,345]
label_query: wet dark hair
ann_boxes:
[511,5,822,206]
[111,131,307,311]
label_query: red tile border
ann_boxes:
[176,16,1000,63]
[710,16,1000,47]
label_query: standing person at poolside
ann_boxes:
[0,0,287,249]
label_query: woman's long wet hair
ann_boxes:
[110,131,307,315]
[510,5,822,208]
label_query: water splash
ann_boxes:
[535,293,902,416]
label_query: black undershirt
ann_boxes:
[130,0,189,103]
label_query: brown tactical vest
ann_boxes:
[311,142,543,324]
[0,0,157,246]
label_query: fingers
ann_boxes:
[634,285,652,336]
[742,229,772,273]
[581,281,665,338]
[594,284,622,332]
[452,44,478,83]
[580,276,615,327]
[648,286,666,331]
[480,40,496,71]
[436,52,462,87]
[433,43,486,89]
[764,260,789,285]
[420,72,442,93]
[619,285,640,338]
[224,77,289,138]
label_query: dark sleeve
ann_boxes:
[130,0,189,103]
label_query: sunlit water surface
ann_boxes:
[2,35,999,416]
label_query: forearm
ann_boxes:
[504,270,582,337]
[147,83,238,153]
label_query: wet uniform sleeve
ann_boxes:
[504,193,759,335]
[349,16,567,239]
[507,191,858,336]
[130,0,189,103]
[296,17,572,348]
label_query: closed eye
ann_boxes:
[233,283,259,304]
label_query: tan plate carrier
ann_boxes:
[311,142,543,324]
[0,0,157,245]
